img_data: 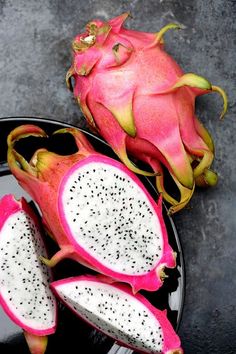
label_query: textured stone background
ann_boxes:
[0,0,235,353]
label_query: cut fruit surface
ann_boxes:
[51,275,183,354]
[0,195,57,336]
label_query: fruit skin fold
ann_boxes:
[67,12,228,213]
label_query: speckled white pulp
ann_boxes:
[56,280,164,353]
[0,210,56,331]
[61,160,164,275]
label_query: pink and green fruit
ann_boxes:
[67,13,228,213]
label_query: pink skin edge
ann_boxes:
[0,294,56,336]
[58,155,175,293]
[0,194,57,336]
[51,275,182,354]
[108,13,129,33]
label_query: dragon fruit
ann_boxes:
[0,194,57,354]
[7,124,176,292]
[66,13,228,213]
[51,275,183,354]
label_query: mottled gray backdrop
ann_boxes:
[0,0,236,353]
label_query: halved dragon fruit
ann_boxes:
[0,194,57,353]
[51,275,183,354]
[7,124,176,292]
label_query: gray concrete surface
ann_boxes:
[0,0,236,353]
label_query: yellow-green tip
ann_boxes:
[173,73,212,91]
[195,169,218,187]
[156,23,184,44]
[212,85,228,119]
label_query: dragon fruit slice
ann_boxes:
[7,124,176,292]
[0,194,57,353]
[51,275,183,354]
[66,13,228,213]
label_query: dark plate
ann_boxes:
[0,117,185,354]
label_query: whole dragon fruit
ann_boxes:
[51,275,183,354]
[66,13,228,213]
[0,194,57,354]
[7,124,175,293]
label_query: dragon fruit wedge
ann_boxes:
[0,194,57,354]
[66,12,228,214]
[7,124,176,293]
[51,275,183,354]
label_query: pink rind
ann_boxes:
[58,155,175,292]
[0,292,56,336]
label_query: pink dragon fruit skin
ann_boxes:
[67,13,228,213]
[0,194,57,354]
[7,125,99,268]
[7,124,176,293]
[51,275,183,354]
